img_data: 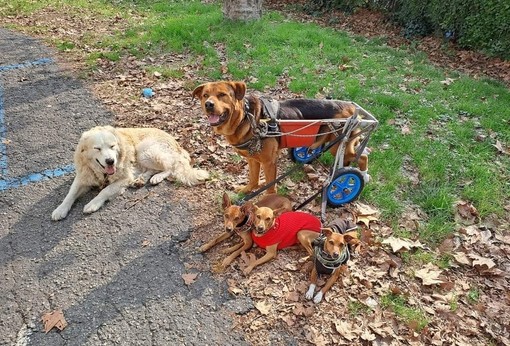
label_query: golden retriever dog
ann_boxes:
[51,126,209,220]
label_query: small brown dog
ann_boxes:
[198,193,292,270]
[305,219,360,303]
[244,209,322,275]
[192,81,369,194]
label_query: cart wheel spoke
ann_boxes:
[326,168,364,207]
[290,146,323,164]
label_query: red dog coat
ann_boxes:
[251,211,322,249]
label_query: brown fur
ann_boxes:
[243,206,321,275]
[192,81,368,194]
[198,193,292,270]
[305,228,360,303]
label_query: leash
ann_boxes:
[237,128,348,206]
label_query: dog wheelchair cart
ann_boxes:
[239,101,378,222]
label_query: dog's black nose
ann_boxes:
[205,100,214,110]
[105,158,114,166]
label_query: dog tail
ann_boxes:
[174,162,210,186]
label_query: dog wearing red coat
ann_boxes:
[243,207,322,275]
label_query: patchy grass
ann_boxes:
[380,293,429,332]
[2,0,509,246]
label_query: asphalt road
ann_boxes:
[0,28,252,346]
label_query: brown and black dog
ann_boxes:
[305,219,360,303]
[192,81,369,194]
[198,192,292,270]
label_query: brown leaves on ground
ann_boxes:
[6,4,509,345]
[41,309,67,333]
[182,273,199,286]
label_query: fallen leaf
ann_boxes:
[41,309,68,333]
[182,273,198,286]
[493,140,508,154]
[255,300,272,315]
[358,214,379,227]
[440,77,455,86]
[382,236,424,253]
[401,124,411,135]
[414,263,444,285]
[468,254,496,269]
[453,252,471,265]
[334,320,360,341]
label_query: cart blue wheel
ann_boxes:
[326,168,364,207]
[290,146,323,164]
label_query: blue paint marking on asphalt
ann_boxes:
[0,57,53,72]
[0,164,75,191]
[0,84,7,177]
[0,57,75,191]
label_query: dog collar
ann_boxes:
[236,213,253,233]
[313,236,350,274]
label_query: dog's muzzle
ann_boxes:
[96,158,116,175]
[253,227,267,236]
[207,112,228,127]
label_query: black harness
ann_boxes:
[233,97,281,155]
[312,219,357,275]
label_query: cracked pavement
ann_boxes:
[0,28,249,346]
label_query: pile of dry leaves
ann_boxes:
[4,3,509,345]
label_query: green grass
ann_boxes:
[347,300,371,316]
[3,0,509,245]
[381,293,429,332]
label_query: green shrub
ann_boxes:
[304,0,510,59]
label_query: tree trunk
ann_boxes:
[223,0,263,21]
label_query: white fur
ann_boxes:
[313,291,324,304]
[52,126,208,220]
[305,284,316,300]
[360,169,370,183]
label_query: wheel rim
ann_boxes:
[292,146,322,163]
[327,172,362,205]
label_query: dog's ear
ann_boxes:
[344,232,360,246]
[321,228,333,237]
[272,206,287,217]
[241,202,255,214]
[229,81,246,100]
[192,84,205,100]
[222,192,232,209]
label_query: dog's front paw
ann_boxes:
[51,206,69,221]
[83,200,103,214]
[211,262,227,273]
[149,173,166,185]
[305,284,316,300]
[242,266,254,276]
[235,184,257,194]
[132,176,146,188]
[197,244,210,253]
[313,291,324,304]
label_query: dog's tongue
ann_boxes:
[208,115,220,125]
[105,165,116,175]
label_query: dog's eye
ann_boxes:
[218,92,226,98]
[203,93,209,98]
[110,145,116,149]
[94,147,101,151]
[328,240,334,245]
